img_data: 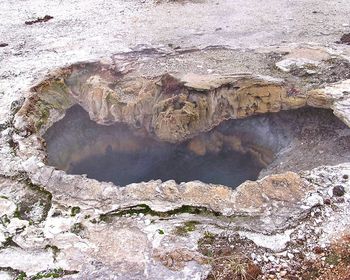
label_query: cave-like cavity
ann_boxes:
[44,105,350,188]
[44,106,264,187]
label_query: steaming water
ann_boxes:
[69,145,261,187]
[44,106,262,188]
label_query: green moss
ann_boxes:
[36,103,52,130]
[20,176,52,223]
[45,245,60,262]
[71,223,84,235]
[2,236,19,248]
[15,272,27,280]
[184,220,200,230]
[89,218,98,224]
[203,249,214,258]
[46,81,73,106]
[0,267,27,280]
[32,78,74,131]
[203,231,215,239]
[98,204,221,223]
[302,267,320,280]
[20,176,52,201]
[105,91,120,105]
[157,229,165,235]
[40,79,74,109]
[0,174,52,225]
[325,253,341,266]
[198,231,217,249]
[28,268,79,279]
[0,214,11,226]
[173,221,200,236]
[13,205,22,219]
[70,206,81,217]
[30,268,63,279]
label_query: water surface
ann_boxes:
[44,106,262,187]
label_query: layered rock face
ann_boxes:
[15,66,307,143]
[14,47,350,147]
[73,73,305,143]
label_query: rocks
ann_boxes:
[238,230,294,252]
[0,162,347,279]
[276,58,319,73]
[305,193,324,208]
[339,33,350,45]
[332,185,345,197]
[275,47,331,73]
[16,68,308,143]
[234,172,314,215]
[0,197,17,218]
[307,79,350,128]
[153,248,204,270]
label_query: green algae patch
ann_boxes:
[33,79,75,131]
[98,204,222,223]
[70,206,81,217]
[173,220,201,236]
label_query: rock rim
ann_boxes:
[1,44,350,279]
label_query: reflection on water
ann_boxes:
[69,144,261,187]
[44,106,262,187]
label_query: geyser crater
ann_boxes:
[13,57,350,194]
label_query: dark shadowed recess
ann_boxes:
[44,106,263,188]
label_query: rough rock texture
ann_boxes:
[15,68,307,143]
[0,45,349,279]
[308,79,350,127]
[13,46,350,145]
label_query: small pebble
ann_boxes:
[333,185,345,197]
[280,270,287,277]
[324,198,331,205]
[336,197,345,203]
